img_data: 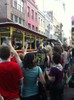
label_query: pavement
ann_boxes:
[63,87,74,100]
[47,87,74,100]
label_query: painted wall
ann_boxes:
[26,0,38,31]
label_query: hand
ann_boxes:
[6,37,12,46]
[24,42,28,49]
[0,94,4,100]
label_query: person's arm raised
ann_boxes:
[7,38,22,65]
[22,42,28,56]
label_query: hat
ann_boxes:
[36,42,43,49]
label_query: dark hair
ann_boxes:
[53,53,61,64]
[0,45,10,60]
[63,45,67,51]
[23,53,35,69]
[53,46,61,55]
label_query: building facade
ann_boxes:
[26,0,38,32]
[38,10,45,35]
[0,0,26,26]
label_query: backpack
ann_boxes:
[36,51,47,71]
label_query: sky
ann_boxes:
[35,0,74,38]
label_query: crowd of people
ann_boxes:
[0,37,74,100]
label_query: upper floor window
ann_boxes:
[15,15,18,22]
[32,10,34,20]
[41,19,42,26]
[14,0,17,8]
[36,27,38,31]
[38,17,40,25]
[28,23,31,29]
[32,25,34,30]
[28,6,30,17]
[23,20,25,26]
[35,12,37,21]
[11,13,14,21]
[19,17,21,24]
[21,0,24,12]
[11,0,13,6]
[18,4,21,11]
[43,21,44,27]
[12,0,24,12]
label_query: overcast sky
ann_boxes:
[36,0,74,37]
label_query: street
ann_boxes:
[63,87,74,100]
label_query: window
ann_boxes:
[18,4,21,11]
[11,0,13,6]
[36,27,38,31]
[21,0,24,12]
[23,20,25,26]
[43,21,44,27]
[14,0,17,8]
[15,15,18,22]
[28,23,31,29]
[11,14,14,21]
[28,6,30,17]
[12,0,24,12]
[19,18,21,24]
[41,19,42,26]
[32,25,34,30]
[35,12,37,21]
[39,17,40,24]
[32,10,34,19]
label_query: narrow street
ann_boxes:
[48,87,74,100]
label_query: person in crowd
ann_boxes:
[62,45,68,67]
[44,45,53,71]
[53,45,64,66]
[10,51,17,62]
[36,41,47,72]
[0,94,4,100]
[19,53,24,61]
[11,41,28,63]
[7,38,46,100]
[46,52,64,100]
[68,48,74,75]
[0,44,23,100]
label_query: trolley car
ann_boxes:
[0,22,47,53]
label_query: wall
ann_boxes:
[26,0,38,31]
